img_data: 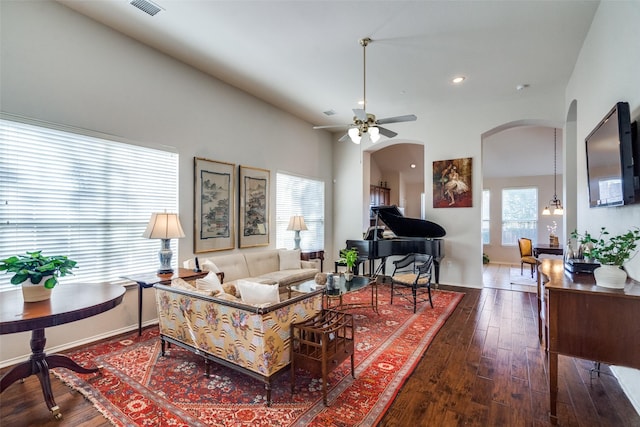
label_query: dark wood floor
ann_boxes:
[1,265,638,426]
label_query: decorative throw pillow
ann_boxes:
[222,282,239,297]
[201,259,220,273]
[236,279,280,306]
[195,271,224,294]
[171,278,216,296]
[279,249,301,270]
[171,278,197,290]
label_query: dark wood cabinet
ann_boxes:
[370,185,390,220]
[370,185,390,207]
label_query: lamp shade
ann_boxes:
[142,213,186,239]
[287,215,308,231]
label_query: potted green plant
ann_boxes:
[339,248,359,281]
[571,227,640,289]
[0,251,77,302]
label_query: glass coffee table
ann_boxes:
[289,275,378,313]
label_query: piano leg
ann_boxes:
[433,260,440,287]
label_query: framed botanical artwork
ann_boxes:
[194,157,235,253]
[433,157,473,208]
[238,165,270,248]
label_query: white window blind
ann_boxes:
[276,173,324,251]
[0,118,179,290]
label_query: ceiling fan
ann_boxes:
[313,37,417,144]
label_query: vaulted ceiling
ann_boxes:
[57,0,597,180]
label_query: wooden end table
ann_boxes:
[121,267,207,335]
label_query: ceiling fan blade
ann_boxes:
[313,124,350,129]
[376,114,417,125]
[352,108,367,121]
[377,126,398,138]
[338,133,351,143]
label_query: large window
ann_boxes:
[501,187,538,245]
[276,172,324,251]
[482,190,490,244]
[0,118,179,290]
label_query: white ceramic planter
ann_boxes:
[21,277,53,302]
[593,265,627,289]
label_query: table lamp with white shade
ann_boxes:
[287,215,307,250]
[142,212,186,274]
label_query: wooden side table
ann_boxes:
[301,250,325,271]
[290,309,355,405]
[0,283,125,419]
[121,267,207,335]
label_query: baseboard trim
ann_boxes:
[0,319,159,369]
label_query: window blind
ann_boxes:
[276,172,324,251]
[0,118,179,290]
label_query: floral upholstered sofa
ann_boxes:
[154,278,323,405]
[183,248,320,292]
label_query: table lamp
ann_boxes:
[287,215,307,250]
[142,212,186,274]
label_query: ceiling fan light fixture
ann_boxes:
[348,127,361,144]
[369,126,380,143]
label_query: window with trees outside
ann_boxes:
[0,117,179,291]
[501,187,538,245]
[275,172,324,251]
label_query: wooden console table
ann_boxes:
[538,259,640,425]
[0,283,125,419]
[122,268,207,335]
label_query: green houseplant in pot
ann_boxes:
[339,248,359,281]
[0,251,77,302]
[571,227,640,289]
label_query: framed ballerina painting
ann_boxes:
[433,157,472,208]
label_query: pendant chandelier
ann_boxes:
[542,128,563,216]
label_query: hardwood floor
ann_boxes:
[1,264,638,426]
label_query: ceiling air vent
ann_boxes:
[130,0,163,16]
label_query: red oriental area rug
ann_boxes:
[53,287,463,426]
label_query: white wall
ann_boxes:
[0,1,334,364]
[564,1,640,413]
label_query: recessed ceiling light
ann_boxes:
[516,84,530,91]
[452,76,466,84]
[410,163,416,169]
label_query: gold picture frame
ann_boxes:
[239,165,270,248]
[194,157,235,253]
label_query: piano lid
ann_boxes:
[371,205,446,238]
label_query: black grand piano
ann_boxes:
[346,205,446,283]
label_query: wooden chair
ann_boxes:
[390,253,434,313]
[518,237,537,278]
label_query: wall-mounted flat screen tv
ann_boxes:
[585,101,637,208]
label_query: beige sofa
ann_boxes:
[154,279,324,405]
[183,248,320,291]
